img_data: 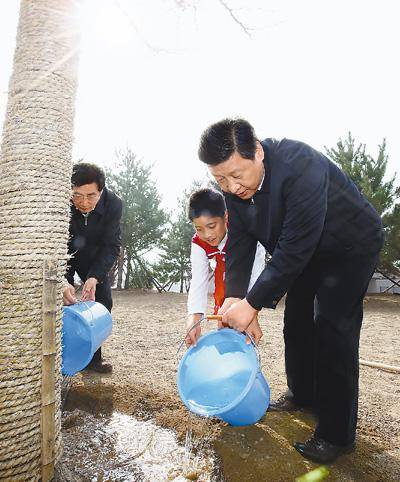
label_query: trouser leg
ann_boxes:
[88,280,112,364]
[283,262,318,405]
[91,345,102,363]
[95,280,113,312]
[314,252,378,445]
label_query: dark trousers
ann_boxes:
[90,280,113,364]
[283,251,379,445]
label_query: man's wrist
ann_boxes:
[245,296,262,312]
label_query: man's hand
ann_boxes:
[245,316,263,345]
[221,298,258,333]
[63,283,77,306]
[217,297,241,329]
[81,277,98,301]
[185,313,203,347]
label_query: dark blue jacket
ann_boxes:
[225,138,384,310]
[66,187,122,285]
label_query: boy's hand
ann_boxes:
[185,313,203,347]
[217,297,241,329]
[221,298,258,333]
[245,316,263,345]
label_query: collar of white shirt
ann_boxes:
[257,167,265,191]
[218,233,228,251]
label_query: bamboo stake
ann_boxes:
[360,359,400,374]
[41,257,58,481]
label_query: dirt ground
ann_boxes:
[60,291,400,481]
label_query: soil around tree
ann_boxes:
[60,291,400,481]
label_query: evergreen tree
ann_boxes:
[326,134,400,273]
[106,149,167,288]
[380,204,400,273]
[154,180,205,292]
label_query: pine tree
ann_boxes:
[154,180,206,292]
[326,133,400,273]
[106,149,166,288]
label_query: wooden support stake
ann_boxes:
[41,257,58,482]
[360,359,400,373]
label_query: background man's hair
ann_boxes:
[188,188,226,221]
[71,162,106,191]
[198,118,258,166]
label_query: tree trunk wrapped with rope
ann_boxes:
[0,1,79,480]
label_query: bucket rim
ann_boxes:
[62,303,96,374]
[177,328,259,417]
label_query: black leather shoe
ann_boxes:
[294,436,355,464]
[84,360,113,374]
[269,392,312,412]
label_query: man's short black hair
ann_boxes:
[71,163,106,191]
[198,118,258,166]
[188,188,226,221]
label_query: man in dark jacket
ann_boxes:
[198,118,383,464]
[63,163,122,373]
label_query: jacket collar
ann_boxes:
[93,188,106,215]
[259,139,271,194]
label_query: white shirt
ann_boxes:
[187,233,266,314]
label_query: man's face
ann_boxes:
[192,213,228,247]
[208,142,265,200]
[71,182,102,213]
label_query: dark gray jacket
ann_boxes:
[225,138,383,309]
[66,187,122,285]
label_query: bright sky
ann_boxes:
[1,0,399,209]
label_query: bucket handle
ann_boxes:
[176,314,262,367]
[76,300,94,323]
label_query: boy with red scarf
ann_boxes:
[186,188,265,346]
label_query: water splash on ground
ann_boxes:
[60,409,215,481]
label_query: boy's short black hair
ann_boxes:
[188,188,226,221]
[71,163,106,191]
[198,118,258,166]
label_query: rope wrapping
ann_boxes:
[0,0,79,478]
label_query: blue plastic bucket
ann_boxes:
[61,301,112,376]
[177,328,270,426]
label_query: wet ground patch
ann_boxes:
[58,380,400,481]
[56,291,400,480]
[58,385,218,481]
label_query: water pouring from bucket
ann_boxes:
[177,315,270,426]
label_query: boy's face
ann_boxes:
[193,212,228,247]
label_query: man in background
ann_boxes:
[63,163,122,373]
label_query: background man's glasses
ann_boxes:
[72,192,101,201]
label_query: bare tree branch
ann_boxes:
[217,0,252,38]
[113,0,172,54]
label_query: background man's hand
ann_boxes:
[81,277,98,301]
[63,283,77,305]
[218,297,241,329]
[221,298,258,333]
[185,313,203,347]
